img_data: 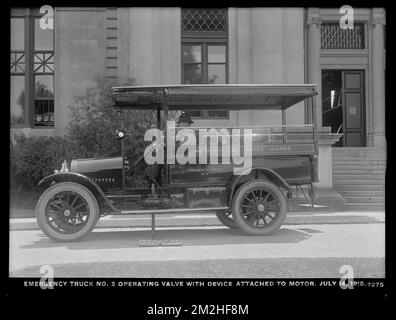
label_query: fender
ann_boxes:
[227,167,293,205]
[38,172,121,213]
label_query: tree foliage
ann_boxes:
[10,134,72,191]
[65,77,156,162]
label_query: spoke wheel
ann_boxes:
[215,210,237,229]
[36,182,99,242]
[231,180,287,235]
[45,191,90,234]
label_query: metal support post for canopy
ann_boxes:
[163,89,169,184]
[121,110,126,204]
[281,105,287,144]
[151,183,156,239]
[305,98,313,125]
[311,96,319,156]
[156,105,161,129]
[309,183,315,208]
[151,213,155,239]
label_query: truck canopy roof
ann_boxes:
[111,84,318,111]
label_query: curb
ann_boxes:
[10,211,385,231]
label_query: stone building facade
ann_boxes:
[10,7,386,209]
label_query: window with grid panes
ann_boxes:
[181,8,228,119]
[10,17,26,126]
[10,8,54,128]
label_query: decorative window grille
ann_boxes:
[321,22,365,49]
[10,52,26,74]
[182,8,227,34]
[34,52,54,73]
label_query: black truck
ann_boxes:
[36,84,319,241]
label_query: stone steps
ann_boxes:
[332,154,387,158]
[340,190,385,196]
[334,184,385,191]
[344,196,385,203]
[333,179,384,185]
[333,166,386,172]
[332,154,387,159]
[332,160,387,166]
[333,169,385,175]
[332,147,386,211]
[344,203,385,210]
[333,173,385,183]
[332,147,386,154]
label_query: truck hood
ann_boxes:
[70,157,122,174]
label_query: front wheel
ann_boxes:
[231,180,287,235]
[36,182,99,242]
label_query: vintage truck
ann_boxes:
[35,84,318,241]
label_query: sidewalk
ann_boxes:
[9,208,385,231]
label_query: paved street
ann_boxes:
[9,213,385,278]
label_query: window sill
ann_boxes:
[320,49,369,56]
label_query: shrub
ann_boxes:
[10,134,72,191]
[65,77,156,162]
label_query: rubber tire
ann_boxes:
[231,179,287,236]
[215,211,237,228]
[36,182,99,242]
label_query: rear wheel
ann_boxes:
[36,182,99,242]
[215,210,237,228]
[231,180,287,235]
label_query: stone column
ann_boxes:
[54,8,106,137]
[370,8,386,147]
[306,8,322,127]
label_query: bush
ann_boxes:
[65,77,156,162]
[11,134,72,191]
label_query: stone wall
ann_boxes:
[54,8,107,136]
[228,8,306,127]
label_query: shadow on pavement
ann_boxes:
[21,227,314,250]
[295,227,324,233]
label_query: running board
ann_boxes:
[120,206,229,214]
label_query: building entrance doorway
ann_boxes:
[321,70,366,147]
